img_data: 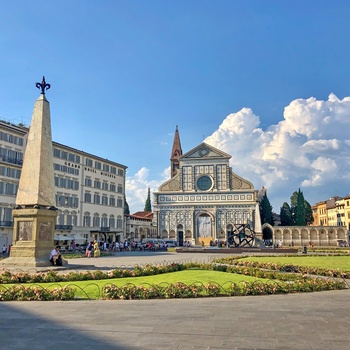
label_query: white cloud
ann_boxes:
[125,167,170,213]
[205,94,350,210]
[127,94,350,212]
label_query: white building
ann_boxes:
[153,127,261,246]
[0,120,127,247]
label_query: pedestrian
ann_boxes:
[2,244,7,256]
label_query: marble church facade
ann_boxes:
[153,127,261,246]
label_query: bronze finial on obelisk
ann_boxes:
[2,77,61,267]
[35,76,51,95]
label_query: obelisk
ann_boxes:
[2,77,61,267]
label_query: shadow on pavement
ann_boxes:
[0,302,138,350]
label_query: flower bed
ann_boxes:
[0,262,347,301]
[212,257,350,279]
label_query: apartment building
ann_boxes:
[0,120,127,247]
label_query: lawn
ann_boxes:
[3,269,274,299]
[239,256,350,272]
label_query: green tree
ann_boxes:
[144,187,152,212]
[304,200,314,225]
[280,202,292,226]
[289,189,313,226]
[259,192,274,226]
[124,196,130,215]
[295,189,306,225]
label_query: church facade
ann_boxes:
[153,127,262,246]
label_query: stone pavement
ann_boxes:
[0,252,349,349]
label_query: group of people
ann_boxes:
[85,240,101,258]
[209,240,226,247]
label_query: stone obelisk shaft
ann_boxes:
[2,80,60,267]
[16,94,55,207]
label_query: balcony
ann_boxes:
[0,221,13,227]
[55,225,73,231]
[0,155,23,166]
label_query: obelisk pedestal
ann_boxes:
[2,77,66,267]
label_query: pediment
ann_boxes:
[179,142,231,160]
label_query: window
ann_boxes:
[66,214,72,226]
[117,216,122,228]
[103,164,109,172]
[61,151,68,160]
[110,183,116,192]
[86,158,93,167]
[85,178,92,187]
[101,215,108,227]
[109,197,115,206]
[118,169,124,176]
[196,175,213,191]
[102,195,108,205]
[72,213,77,226]
[95,161,101,170]
[102,182,108,190]
[84,192,91,203]
[109,216,115,228]
[94,180,101,189]
[83,213,91,227]
[117,198,123,207]
[111,167,116,174]
[59,212,65,225]
[93,193,100,204]
[117,185,123,194]
[93,214,100,227]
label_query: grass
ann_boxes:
[1,269,274,299]
[239,256,350,272]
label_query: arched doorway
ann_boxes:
[177,224,184,246]
[262,226,273,245]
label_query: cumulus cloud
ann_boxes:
[125,166,170,213]
[205,94,350,210]
[127,94,350,212]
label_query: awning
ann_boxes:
[54,234,85,242]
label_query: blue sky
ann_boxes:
[1,1,349,212]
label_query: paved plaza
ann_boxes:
[0,251,349,349]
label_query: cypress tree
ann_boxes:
[280,202,292,226]
[124,196,130,215]
[304,200,314,225]
[295,189,306,226]
[144,187,152,212]
[259,192,274,226]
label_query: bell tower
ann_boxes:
[170,125,182,178]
